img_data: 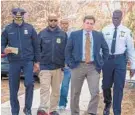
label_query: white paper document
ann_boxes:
[8,47,18,54]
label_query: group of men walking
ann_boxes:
[1,8,135,115]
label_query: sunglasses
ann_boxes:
[49,19,58,22]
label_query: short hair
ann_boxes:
[60,19,69,24]
[83,15,96,23]
[113,10,123,17]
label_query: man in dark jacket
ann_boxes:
[1,8,40,115]
[65,15,109,115]
[37,14,67,115]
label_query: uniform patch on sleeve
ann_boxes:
[2,27,6,32]
[2,24,10,32]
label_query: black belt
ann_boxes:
[109,53,125,59]
[81,61,94,64]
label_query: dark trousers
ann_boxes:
[9,61,34,114]
[102,55,127,115]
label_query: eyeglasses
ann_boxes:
[49,19,58,22]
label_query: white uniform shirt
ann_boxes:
[102,24,135,69]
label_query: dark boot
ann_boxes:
[49,111,59,115]
[23,108,32,115]
[103,89,112,115]
[103,103,111,115]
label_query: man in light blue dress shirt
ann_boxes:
[65,15,109,115]
[59,19,72,110]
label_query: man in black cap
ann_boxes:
[1,8,40,115]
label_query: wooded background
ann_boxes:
[1,0,135,36]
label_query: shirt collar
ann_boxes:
[13,20,24,27]
[83,29,92,35]
[112,24,122,29]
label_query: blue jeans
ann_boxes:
[9,61,34,114]
[59,67,71,107]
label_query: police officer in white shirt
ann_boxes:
[102,10,135,115]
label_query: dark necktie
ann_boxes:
[111,27,117,54]
[85,32,91,63]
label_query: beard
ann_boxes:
[49,25,57,29]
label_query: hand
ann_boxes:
[130,69,135,78]
[33,62,40,73]
[4,47,12,54]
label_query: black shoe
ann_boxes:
[103,103,111,115]
[49,111,59,115]
[23,108,32,115]
[12,113,19,115]
[89,113,96,115]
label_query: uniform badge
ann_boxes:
[120,31,125,37]
[24,29,28,34]
[56,38,61,44]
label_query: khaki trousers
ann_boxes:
[70,63,100,115]
[38,69,63,112]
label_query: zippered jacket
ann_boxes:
[1,21,40,62]
[38,26,67,69]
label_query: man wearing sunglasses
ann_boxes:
[1,8,40,115]
[37,14,67,115]
[102,10,135,115]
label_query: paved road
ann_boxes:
[1,79,102,115]
[2,71,134,115]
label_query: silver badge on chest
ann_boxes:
[24,29,28,34]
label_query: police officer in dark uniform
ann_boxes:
[102,10,135,115]
[1,8,40,115]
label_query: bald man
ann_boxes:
[59,19,74,111]
[60,19,69,32]
[37,14,67,115]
